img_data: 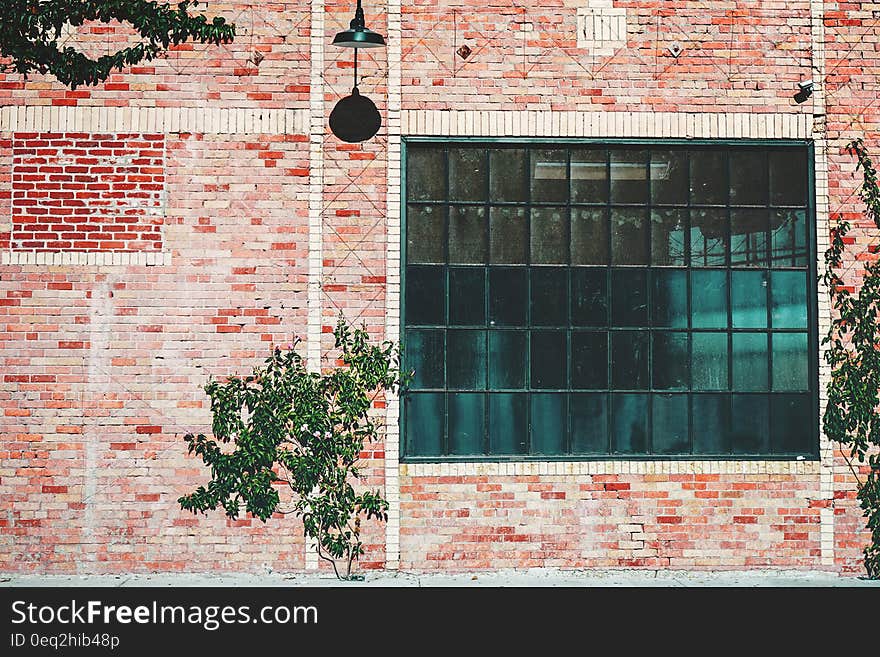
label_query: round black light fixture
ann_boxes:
[329,87,382,143]
[329,0,385,143]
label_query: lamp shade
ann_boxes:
[332,27,385,48]
[329,88,382,143]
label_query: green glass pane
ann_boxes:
[407,147,446,201]
[530,330,567,389]
[407,205,445,264]
[732,332,768,391]
[771,393,813,454]
[692,332,728,390]
[531,268,567,327]
[651,209,687,266]
[449,148,487,202]
[731,270,768,328]
[651,149,688,205]
[531,149,568,203]
[489,267,527,326]
[449,206,487,264]
[610,149,649,204]
[611,209,648,265]
[611,332,648,390]
[405,329,444,389]
[730,150,768,205]
[771,209,807,267]
[651,269,687,328]
[769,148,808,206]
[771,333,808,391]
[489,393,528,455]
[571,331,608,389]
[611,269,648,326]
[571,208,609,265]
[405,265,445,325]
[692,393,730,454]
[489,149,527,202]
[771,271,807,328]
[530,394,566,455]
[691,270,727,328]
[490,206,527,264]
[652,394,689,454]
[572,268,608,327]
[690,149,727,205]
[570,393,608,453]
[447,330,486,390]
[653,332,689,390]
[730,209,768,267]
[489,331,527,389]
[571,148,607,203]
[448,393,485,455]
[449,268,485,326]
[690,209,727,266]
[531,207,569,264]
[730,395,769,454]
[405,393,444,456]
[611,393,648,454]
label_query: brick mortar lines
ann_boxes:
[304,0,325,572]
[385,0,403,571]
[810,0,835,568]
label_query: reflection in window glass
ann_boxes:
[489,331,527,389]
[693,394,729,454]
[531,149,568,203]
[732,333,769,391]
[730,150,768,205]
[571,148,608,203]
[771,271,807,328]
[611,150,649,204]
[651,150,688,205]
[691,270,728,328]
[690,209,727,266]
[570,393,608,453]
[653,332,689,390]
[730,209,768,267]
[652,270,687,328]
[612,394,649,453]
[771,210,808,267]
[651,209,687,266]
[690,150,727,204]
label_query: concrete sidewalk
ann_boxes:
[2,570,877,587]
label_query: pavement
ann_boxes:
[1,569,878,587]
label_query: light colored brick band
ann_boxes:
[384,0,403,571]
[401,110,811,140]
[1,251,171,266]
[402,460,821,478]
[304,0,325,572]
[811,0,835,568]
[0,105,308,135]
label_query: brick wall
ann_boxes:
[0,0,876,575]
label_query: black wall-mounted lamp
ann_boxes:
[329,0,385,143]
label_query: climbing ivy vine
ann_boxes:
[823,138,880,579]
[0,1,234,89]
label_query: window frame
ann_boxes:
[400,137,819,462]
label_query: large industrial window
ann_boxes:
[402,140,816,459]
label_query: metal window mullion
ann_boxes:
[605,147,613,454]
[483,147,491,456]
[525,148,533,456]
[646,151,654,455]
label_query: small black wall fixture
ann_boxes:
[329,0,385,143]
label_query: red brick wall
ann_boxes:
[0,0,877,576]
[10,133,164,252]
